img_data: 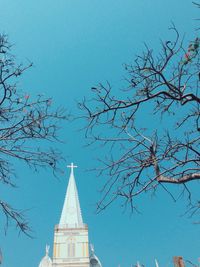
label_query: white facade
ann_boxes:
[53,225,89,267]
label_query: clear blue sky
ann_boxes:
[0,1,200,266]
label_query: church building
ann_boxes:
[38,163,102,267]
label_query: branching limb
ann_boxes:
[79,26,200,214]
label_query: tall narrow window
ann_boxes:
[68,241,75,257]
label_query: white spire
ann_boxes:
[155,259,159,267]
[38,245,52,267]
[45,245,50,256]
[89,244,102,267]
[59,163,83,228]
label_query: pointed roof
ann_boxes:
[59,163,83,228]
[38,245,52,267]
[155,259,159,267]
[89,244,102,267]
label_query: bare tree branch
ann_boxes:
[0,34,67,235]
[79,25,200,215]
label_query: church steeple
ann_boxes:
[53,163,90,267]
[59,163,83,228]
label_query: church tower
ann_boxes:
[52,163,90,267]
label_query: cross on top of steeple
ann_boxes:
[67,162,77,170]
[67,162,77,176]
